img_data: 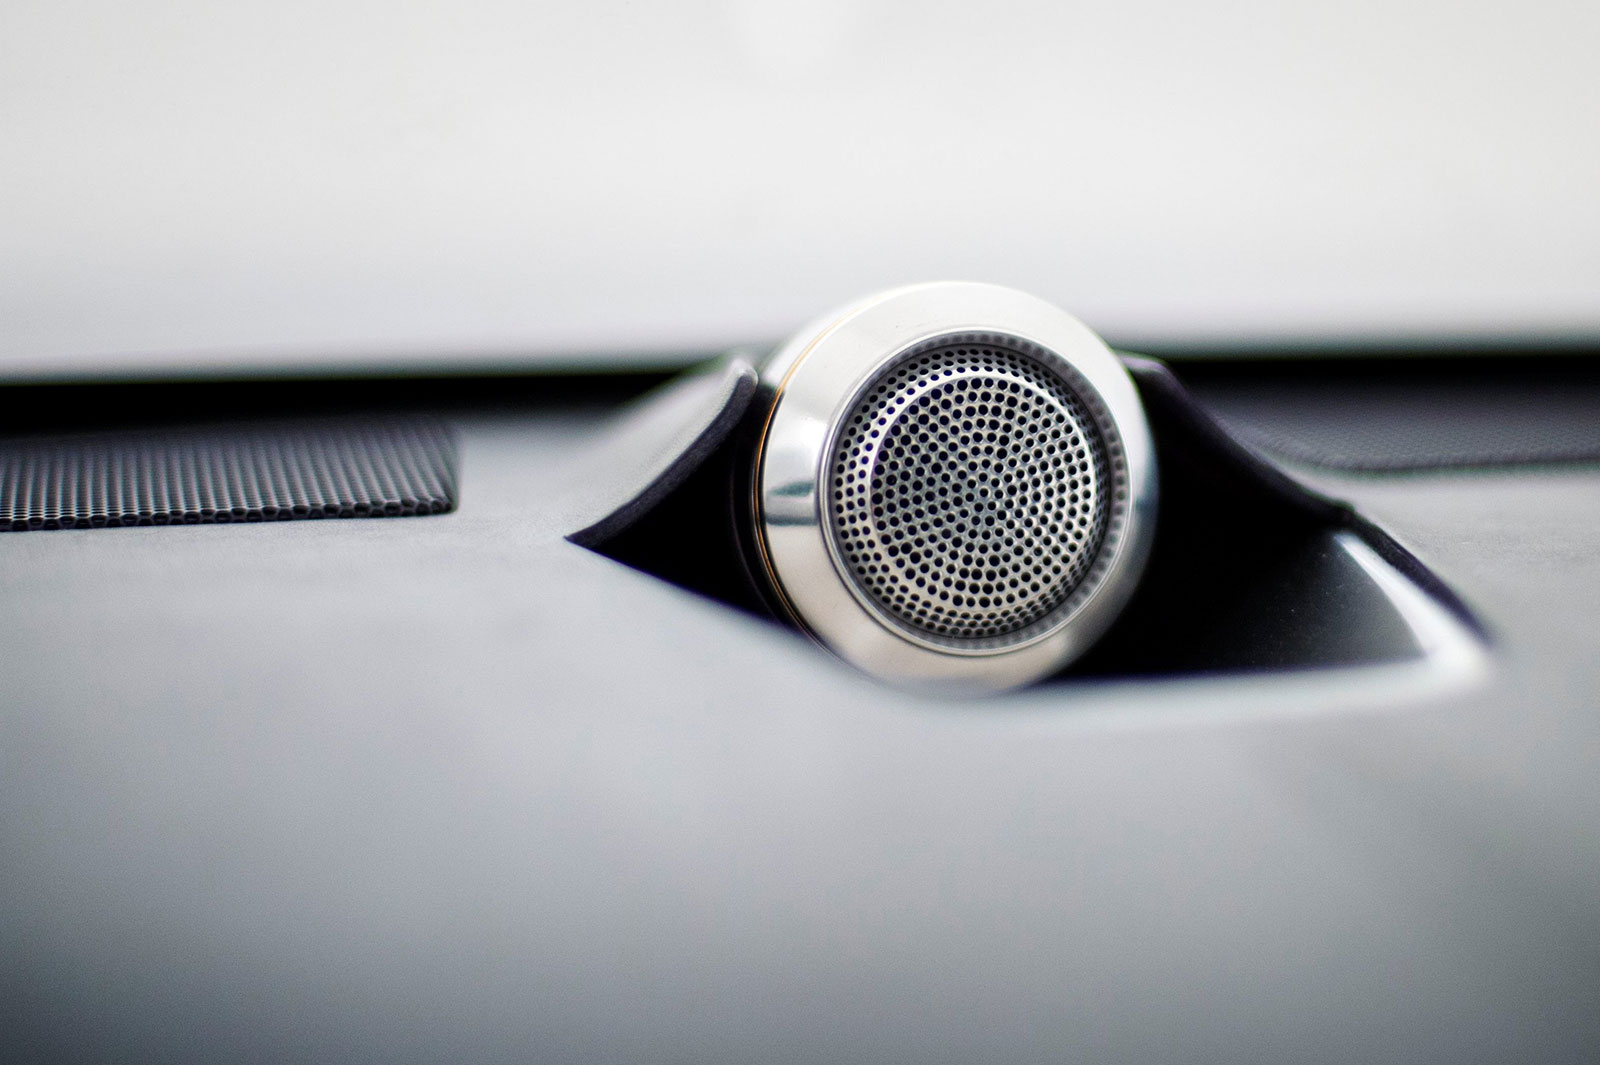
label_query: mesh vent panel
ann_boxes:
[827,340,1113,644]
[0,419,456,532]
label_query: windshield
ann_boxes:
[3,0,1596,380]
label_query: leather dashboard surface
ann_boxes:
[3,375,1597,1063]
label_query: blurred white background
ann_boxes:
[2,0,1597,376]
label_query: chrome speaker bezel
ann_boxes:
[752,282,1157,694]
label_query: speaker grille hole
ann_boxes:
[827,338,1120,646]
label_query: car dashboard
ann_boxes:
[3,352,1597,1063]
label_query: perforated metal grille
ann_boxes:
[827,339,1116,645]
[0,419,456,532]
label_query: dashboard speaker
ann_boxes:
[739,282,1157,693]
[0,418,456,531]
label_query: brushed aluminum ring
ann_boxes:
[752,282,1157,694]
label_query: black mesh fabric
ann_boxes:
[0,419,456,531]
